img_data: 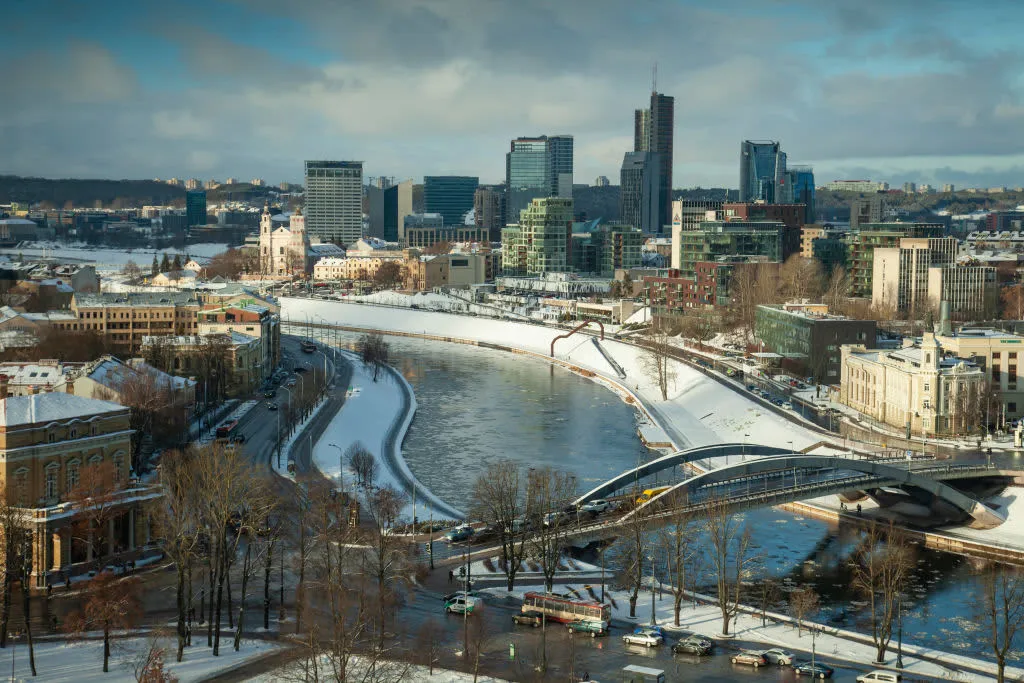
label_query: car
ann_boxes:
[633,625,667,640]
[579,499,611,515]
[444,595,479,615]
[442,590,482,602]
[232,434,246,444]
[294,366,308,373]
[731,651,768,667]
[286,379,297,387]
[793,661,834,678]
[761,648,795,665]
[622,630,662,647]
[671,635,713,655]
[567,619,608,637]
[264,390,276,398]
[444,525,474,543]
[746,384,757,391]
[783,401,794,410]
[267,402,278,410]
[543,511,570,526]
[512,611,544,627]
[856,672,902,683]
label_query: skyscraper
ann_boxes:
[619,151,660,234]
[424,176,479,226]
[185,190,206,227]
[504,135,573,226]
[740,141,787,203]
[787,166,816,224]
[474,187,505,242]
[634,92,674,232]
[304,160,363,245]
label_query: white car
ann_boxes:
[761,648,796,665]
[856,672,902,683]
[622,630,663,647]
[579,499,611,515]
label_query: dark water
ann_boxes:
[333,330,1002,661]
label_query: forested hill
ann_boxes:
[0,176,186,208]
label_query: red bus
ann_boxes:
[215,419,239,439]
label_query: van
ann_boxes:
[444,595,479,615]
[856,672,902,683]
[635,486,671,506]
[621,665,666,683]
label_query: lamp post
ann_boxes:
[647,555,657,625]
[743,433,749,461]
[277,386,293,468]
[896,592,904,669]
[329,443,345,494]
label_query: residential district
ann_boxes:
[5,96,1024,682]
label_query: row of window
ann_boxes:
[13,453,126,505]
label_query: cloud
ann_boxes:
[0,42,138,103]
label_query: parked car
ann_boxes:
[633,625,667,640]
[444,525,474,543]
[746,384,757,392]
[783,401,794,410]
[761,648,795,665]
[622,629,662,647]
[793,661,834,678]
[567,619,608,637]
[731,650,768,667]
[671,635,713,655]
[267,402,278,411]
[512,611,544,627]
[444,595,479,615]
[579,499,611,515]
[856,672,901,683]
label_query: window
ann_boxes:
[113,456,125,485]
[45,464,59,499]
[923,399,930,409]
[14,469,28,505]
[924,383,930,391]
[1011,353,1018,360]
[994,352,1001,360]
[1010,403,1018,413]
[66,461,80,491]
[70,428,77,439]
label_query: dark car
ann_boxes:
[264,390,276,398]
[793,661,835,678]
[267,402,278,411]
[294,366,307,373]
[232,434,245,444]
[672,634,714,655]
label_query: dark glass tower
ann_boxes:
[185,190,206,227]
[423,176,479,226]
[504,135,573,225]
[634,93,674,233]
[740,140,787,203]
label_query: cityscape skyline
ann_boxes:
[3,1,1024,189]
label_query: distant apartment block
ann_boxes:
[846,223,945,297]
[304,160,363,246]
[871,237,957,314]
[825,180,889,192]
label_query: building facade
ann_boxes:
[185,190,207,227]
[740,140,786,203]
[500,197,574,276]
[927,266,998,320]
[473,187,506,242]
[871,237,958,315]
[423,176,479,227]
[259,204,310,277]
[840,334,985,436]
[676,221,784,280]
[404,226,489,250]
[304,160,363,245]
[846,223,945,297]
[935,327,1024,421]
[849,195,887,232]
[755,303,876,382]
[634,92,674,232]
[59,293,201,355]
[505,135,573,226]
[619,152,660,234]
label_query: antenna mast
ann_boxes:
[651,62,657,93]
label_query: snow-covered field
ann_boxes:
[282,298,823,453]
[10,634,279,682]
[254,655,509,682]
[0,242,228,273]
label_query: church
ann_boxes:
[259,203,310,276]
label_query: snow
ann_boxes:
[309,349,464,520]
[481,581,1019,683]
[5,634,280,682]
[253,655,509,682]
[0,242,229,273]
[0,392,125,427]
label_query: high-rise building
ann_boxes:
[670,199,724,268]
[367,179,414,242]
[505,135,573,226]
[850,195,887,232]
[943,184,956,193]
[424,176,479,227]
[634,93,674,232]
[185,190,207,227]
[785,166,816,224]
[474,187,505,242]
[304,160,363,245]
[619,151,660,234]
[903,182,917,193]
[185,178,201,191]
[594,176,610,187]
[846,222,945,297]
[500,197,574,276]
[739,140,786,203]
[872,237,958,315]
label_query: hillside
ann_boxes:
[0,175,187,209]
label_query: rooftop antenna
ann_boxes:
[651,62,657,93]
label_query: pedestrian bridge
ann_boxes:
[572,445,1009,532]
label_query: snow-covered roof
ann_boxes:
[0,218,37,226]
[0,393,125,428]
[0,306,20,325]
[85,356,195,390]
[0,362,70,387]
[22,311,77,322]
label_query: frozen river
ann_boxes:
[329,329,1004,662]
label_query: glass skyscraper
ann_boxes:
[185,190,206,227]
[304,160,363,246]
[423,176,479,226]
[634,92,674,233]
[788,166,816,223]
[504,135,573,226]
[740,140,787,203]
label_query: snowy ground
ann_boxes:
[309,349,462,520]
[482,582,1020,683]
[8,633,279,682]
[281,298,824,455]
[254,655,509,682]
[0,242,228,273]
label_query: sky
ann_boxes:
[2,0,1024,190]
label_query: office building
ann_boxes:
[670,200,724,269]
[871,237,957,315]
[304,160,363,245]
[755,303,876,382]
[677,221,784,279]
[927,266,998,320]
[722,203,806,259]
[367,179,414,243]
[840,333,984,437]
[424,176,479,227]
[740,140,787,203]
[619,151,661,234]
[571,224,644,276]
[594,176,610,187]
[846,223,945,297]
[634,92,674,232]
[474,187,505,241]
[849,195,888,232]
[985,211,1024,233]
[500,197,574,276]
[505,135,574,226]
[786,166,816,223]
[185,190,207,227]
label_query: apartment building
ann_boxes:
[56,292,201,354]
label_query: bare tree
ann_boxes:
[977,564,1024,683]
[678,311,719,352]
[131,630,179,682]
[1001,284,1024,320]
[362,485,412,646]
[122,260,143,283]
[64,571,143,672]
[823,266,851,313]
[704,494,754,636]
[469,461,528,591]
[660,503,695,626]
[359,333,391,382]
[525,467,577,592]
[757,577,781,628]
[640,325,677,401]
[788,585,820,636]
[347,442,377,489]
[851,521,915,664]
[374,261,404,290]
[615,501,651,620]
[779,254,824,302]
[0,498,27,650]
[96,367,186,473]
[414,619,444,675]
[67,459,124,564]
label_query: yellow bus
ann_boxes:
[635,486,671,505]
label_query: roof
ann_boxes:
[0,393,125,428]
[74,292,199,307]
[85,355,194,390]
[0,361,70,386]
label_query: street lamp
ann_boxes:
[647,555,657,625]
[329,443,345,494]
[276,385,293,468]
[743,433,749,461]
[896,592,904,669]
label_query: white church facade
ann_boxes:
[259,204,310,276]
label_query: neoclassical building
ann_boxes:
[259,204,310,277]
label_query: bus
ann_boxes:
[215,419,239,439]
[635,486,671,506]
[301,340,317,353]
[521,592,610,629]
